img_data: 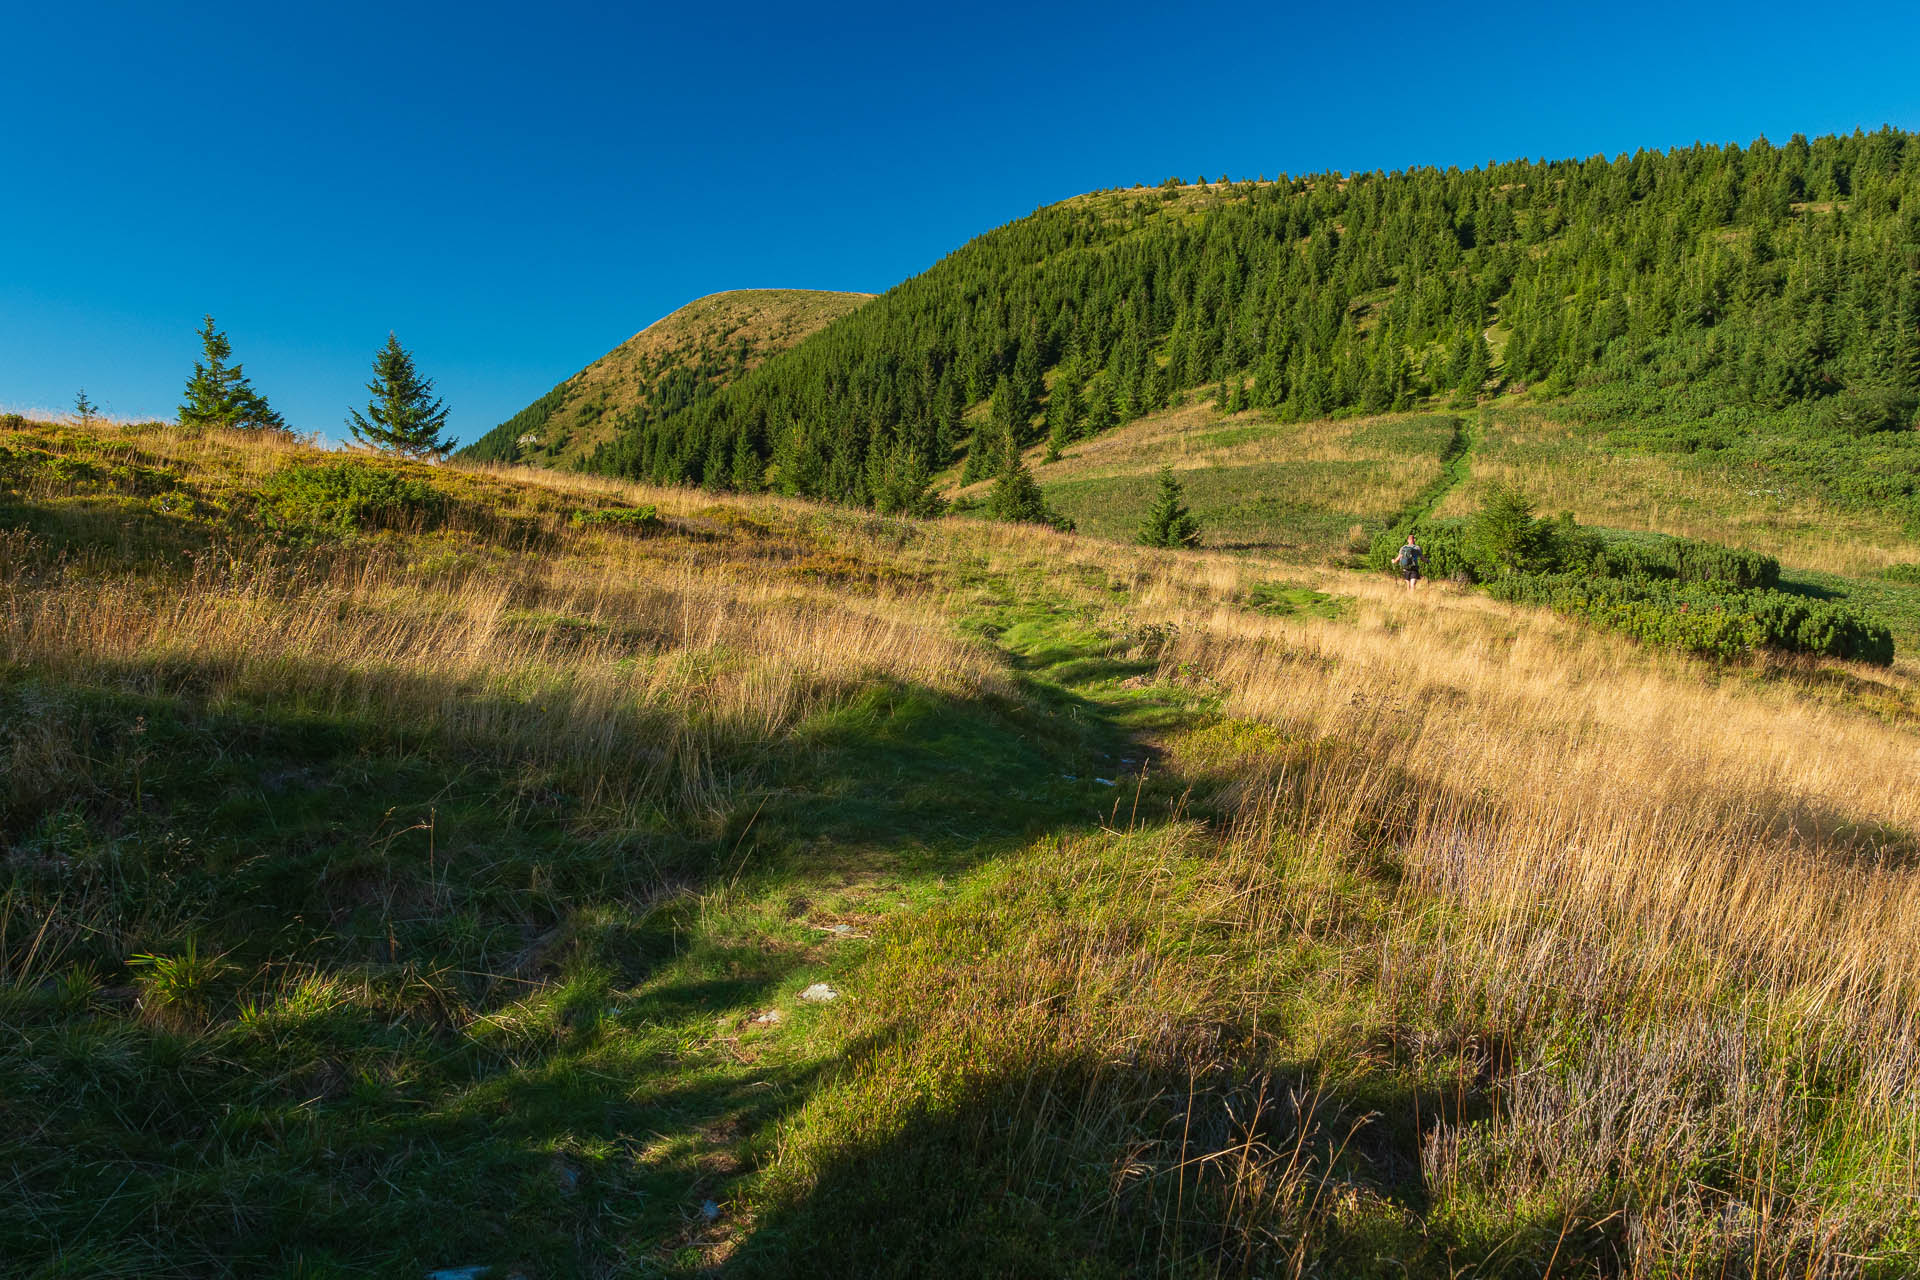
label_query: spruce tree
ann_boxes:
[179,315,286,432]
[986,444,1069,530]
[1137,466,1202,548]
[73,389,97,427]
[348,334,452,459]
[1471,486,1550,575]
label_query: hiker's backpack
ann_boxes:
[1396,543,1418,568]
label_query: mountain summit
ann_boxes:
[461,288,872,467]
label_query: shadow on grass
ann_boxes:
[712,1040,1614,1280]
[3,607,1192,1274]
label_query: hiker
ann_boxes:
[1395,533,1424,590]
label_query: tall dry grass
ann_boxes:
[1137,567,1920,1270]
[1,429,1009,830]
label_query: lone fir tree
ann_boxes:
[986,442,1071,531]
[348,334,452,459]
[1137,466,1202,548]
[179,316,286,432]
[73,389,97,427]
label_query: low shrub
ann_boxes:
[1882,563,1920,584]
[1818,386,1920,438]
[1487,573,1895,665]
[258,460,448,538]
[1594,536,1781,590]
[571,504,662,533]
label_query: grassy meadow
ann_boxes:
[958,403,1457,556]
[6,417,1920,1277]
[1431,405,1920,577]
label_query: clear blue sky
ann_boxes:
[4,0,1917,446]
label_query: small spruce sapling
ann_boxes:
[1137,466,1202,548]
[73,389,98,427]
[1471,486,1551,575]
[348,334,452,460]
[987,445,1069,530]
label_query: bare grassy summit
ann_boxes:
[462,288,871,468]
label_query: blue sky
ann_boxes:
[4,1,1918,446]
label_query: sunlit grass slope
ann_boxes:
[972,391,1920,585]
[459,289,873,469]
[1433,404,1920,575]
[952,401,1455,556]
[5,417,1920,1277]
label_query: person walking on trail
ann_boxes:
[1395,533,1424,590]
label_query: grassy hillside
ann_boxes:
[955,401,1458,554]
[460,289,871,468]
[7,416,1920,1276]
[579,132,1920,562]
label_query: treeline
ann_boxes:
[579,129,1920,514]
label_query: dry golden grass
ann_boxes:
[2,424,1005,836]
[1121,563,1920,1269]
[9,417,1920,1273]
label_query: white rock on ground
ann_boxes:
[797,982,838,1002]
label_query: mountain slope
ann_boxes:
[461,288,871,467]
[590,131,1920,542]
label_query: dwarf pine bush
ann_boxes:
[258,459,448,538]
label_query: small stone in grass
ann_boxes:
[798,982,838,1002]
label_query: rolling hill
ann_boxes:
[459,288,872,468]
[571,132,1920,564]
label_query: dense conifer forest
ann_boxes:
[571,130,1920,526]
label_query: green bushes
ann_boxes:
[1486,574,1895,665]
[1818,387,1920,438]
[1370,489,1884,663]
[1883,563,1920,584]
[1592,537,1781,590]
[258,460,448,537]
[571,504,662,532]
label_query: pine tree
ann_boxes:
[1043,370,1084,460]
[73,389,97,427]
[877,445,943,517]
[1137,466,1202,548]
[179,315,286,432]
[1471,486,1550,575]
[348,333,452,459]
[986,444,1069,530]
[1084,370,1116,435]
[729,431,762,492]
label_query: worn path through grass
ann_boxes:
[437,573,1210,1275]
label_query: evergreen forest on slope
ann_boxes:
[557,130,1920,533]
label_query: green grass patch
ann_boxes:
[1243,580,1351,620]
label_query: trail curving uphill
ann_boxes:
[1387,411,1476,532]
